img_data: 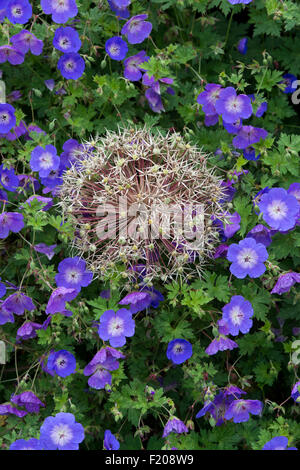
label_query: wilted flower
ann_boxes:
[205,335,239,355]
[246,224,272,247]
[33,243,57,260]
[107,0,130,19]
[45,287,78,314]
[2,292,35,315]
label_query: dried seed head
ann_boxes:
[57,127,228,282]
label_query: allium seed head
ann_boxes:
[57,127,228,282]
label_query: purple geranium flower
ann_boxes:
[33,243,57,260]
[0,278,6,298]
[247,95,268,118]
[107,0,130,19]
[205,335,239,355]
[41,0,78,24]
[227,0,253,4]
[232,125,268,149]
[222,295,253,336]
[123,50,148,81]
[47,350,76,378]
[281,73,298,94]
[246,224,273,247]
[0,104,16,134]
[121,14,152,44]
[196,386,246,426]
[119,291,152,313]
[98,309,135,347]
[0,404,27,418]
[291,381,300,403]
[55,256,93,292]
[53,26,81,53]
[197,84,222,123]
[40,412,84,450]
[166,339,193,365]
[45,287,78,314]
[0,301,15,325]
[224,399,263,423]
[2,291,35,315]
[6,0,32,24]
[104,430,120,450]
[162,417,188,438]
[271,272,300,295]
[227,237,268,279]
[60,138,84,168]
[0,165,19,192]
[215,87,252,124]
[45,78,55,91]
[0,211,24,238]
[11,30,44,55]
[105,36,128,61]
[16,321,43,341]
[237,37,248,54]
[24,195,53,211]
[0,45,25,65]
[57,52,85,80]
[223,119,243,134]
[213,211,241,240]
[262,436,297,450]
[11,391,45,413]
[258,187,299,232]
[214,243,229,259]
[83,347,125,390]
[10,438,43,450]
[145,88,164,113]
[0,1,9,21]
[140,287,164,309]
[30,145,60,178]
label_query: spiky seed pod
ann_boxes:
[57,127,228,283]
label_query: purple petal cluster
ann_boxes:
[166,339,193,365]
[121,14,152,44]
[55,256,93,292]
[222,295,253,336]
[104,430,120,450]
[47,350,76,378]
[258,188,299,232]
[162,417,188,438]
